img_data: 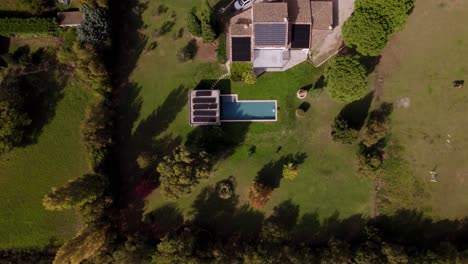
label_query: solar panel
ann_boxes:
[291,24,310,49]
[254,24,287,46]
[193,110,217,116]
[231,37,251,62]
[193,117,217,123]
[195,91,212,96]
[193,97,216,103]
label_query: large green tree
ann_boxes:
[0,101,31,153]
[324,55,368,103]
[157,146,211,200]
[42,173,108,210]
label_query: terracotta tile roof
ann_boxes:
[57,11,83,26]
[287,0,312,23]
[311,0,333,30]
[253,2,288,23]
[230,24,252,36]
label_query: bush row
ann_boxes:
[0,17,57,36]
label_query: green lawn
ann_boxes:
[125,0,371,221]
[0,81,90,248]
[377,0,468,219]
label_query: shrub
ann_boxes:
[217,182,233,199]
[0,17,57,36]
[77,5,110,46]
[177,39,197,62]
[282,163,298,180]
[217,33,227,63]
[0,101,31,153]
[186,8,202,37]
[201,20,216,43]
[331,117,359,144]
[136,152,153,169]
[324,55,368,103]
[200,0,216,43]
[230,62,256,84]
[309,87,324,98]
[248,182,273,208]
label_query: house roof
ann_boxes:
[311,0,333,30]
[287,0,312,23]
[231,24,252,36]
[253,2,288,23]
[57,11,83,26]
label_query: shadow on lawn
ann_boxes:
[336,92,374,131]
[255,152,307,189]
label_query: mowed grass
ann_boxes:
[129,0,371,220]
[378,0,468,219]
[0,82,90,248]
[9,36,58,52]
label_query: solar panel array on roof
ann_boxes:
[291,24,310,49]
[254,24,287,46]
[231,37,251,62]
[193,97,216,103]
[195,90,212,96]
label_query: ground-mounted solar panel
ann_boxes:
[291,24,310,49]
[193,110,217,116]
[195,91,212,96]
[193,97,216,103]
[254,24,287,46]
[193,104,209,110]
[231,37,251,62]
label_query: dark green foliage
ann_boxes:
[0,248,55,264]
[0,101,31,153]
[157,146,211,200]
[343,0,415,56]
[217,33,227,63]
[152,232,199,264]
[42,174,108,210]
[362,103,393,147]
[200,0,216,43]
[230,62,256,84]
[77,5,110,45]
[324,55,368,103]
[201,20,216,43]
[331,117,359,144]
[186,8,202,37]
[0,17,57,36]
[177,39,197,62]
[82,98,113,171]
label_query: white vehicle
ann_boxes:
[234,0,252,10]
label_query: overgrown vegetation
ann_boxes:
[77,5,111,46]
[331,117,359,144]
[230,62,256,84]
[216,33,227,63]
[176,39,197,62]
[0,17,57,36]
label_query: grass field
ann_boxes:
[121,0,371,221]
[0,81,90,248]
[377,0,468,219]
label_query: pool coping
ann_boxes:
[220,94,278,122]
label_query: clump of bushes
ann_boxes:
[230,62,256,84]
[331,117,359,144]
[248,182,273,208]
[177,39,198,62]
[186,8,202,37]
[186,0,217,43]
[282,163,298,180]
[0,17,57,36]
[77,5,110,46]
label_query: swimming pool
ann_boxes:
[220,95,277,122]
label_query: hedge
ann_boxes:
[0,18,58,36]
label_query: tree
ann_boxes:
[362,103,392,147]
[355,0,415,33]
[331,117,359,144]
[0,101,31,153]
[324,55,368,103]
[157,146,211,200]
[248,182,273,208]
[176,39,198,62]
[53,225,109,264]
[199,0,216,43]
[42,174,108,211]
[282,163,298,180]
[152,233,200,264]
[186,8,202,37]
[342,12,389,56]
[77,5,110,45]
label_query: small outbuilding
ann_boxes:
[57,11,83,27]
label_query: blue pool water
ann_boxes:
[220,99,277,121]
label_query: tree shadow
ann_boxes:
[255,152,307,189]
[299,102,311,112]
[314,75,325,89]
[268,200,300,231]
[336,92,374,131]
[144,203,184,237]
[194,79,231,94]
[190,178,265,240]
